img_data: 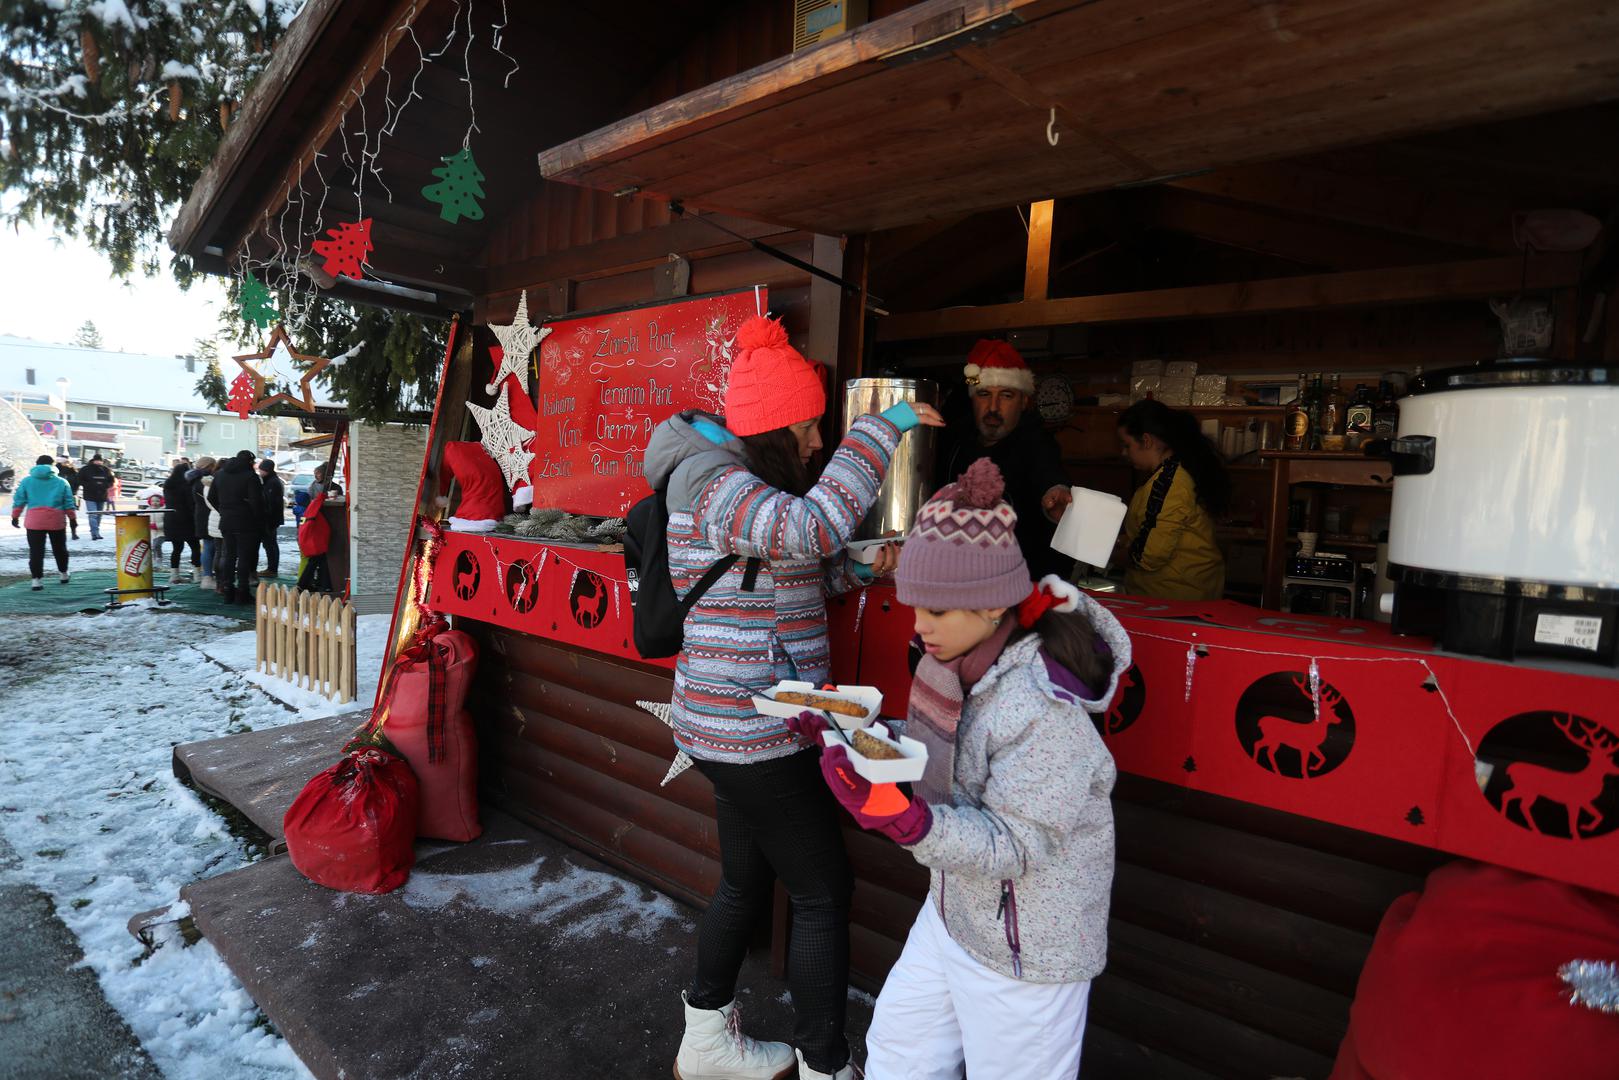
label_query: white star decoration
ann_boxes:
[486,290,552,395]
[466,382,536,491]
[637,700,693,786]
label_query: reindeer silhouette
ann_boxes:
[1103,667,1138,734]
[507,562,541,612]
[1252,675,1345,778]
[1499,713,1619,839]
[454,564,478,600]
[571,572,609,629]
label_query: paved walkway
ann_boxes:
[0,833,162,1080]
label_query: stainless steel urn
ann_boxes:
[841,377,941,541]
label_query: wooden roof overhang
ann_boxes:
[168,0,734,316]
[538,0,1619,239]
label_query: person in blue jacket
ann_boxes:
[10,455,78,589]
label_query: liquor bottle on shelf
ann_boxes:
[1284,374,1309,451]
[1307,373,1324,450]
[1372,379,1399,441]
[1346,384,1374,450]
[1323,374,1345,438]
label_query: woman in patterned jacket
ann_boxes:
[648,314,942,1080]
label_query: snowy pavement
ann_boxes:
[0,605,392,1079]
[0,521,119,578]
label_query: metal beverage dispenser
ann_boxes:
[841,377,940,540]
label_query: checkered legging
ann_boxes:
[691,750,853,1075]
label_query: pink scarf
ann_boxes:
[907,618,1016,805]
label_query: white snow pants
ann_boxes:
[864,899,1090,1080]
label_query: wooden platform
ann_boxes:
[172,711,367,849]
[182,810,845,1080]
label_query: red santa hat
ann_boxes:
[963,339,1034,395]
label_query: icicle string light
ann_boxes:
[228,0,519,334]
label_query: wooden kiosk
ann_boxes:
[172,3,1619,1073]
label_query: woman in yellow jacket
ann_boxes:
[1115,400,1228,600]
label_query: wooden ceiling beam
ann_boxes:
[1024,199,1054,300]
[877,252,1583,340]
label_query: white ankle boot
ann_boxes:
[674,992,795,1080]
[200,575,215,591]
[795,1048,859,1079]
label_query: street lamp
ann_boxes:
[54,377,70,459]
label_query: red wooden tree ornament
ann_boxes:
[227,371,258,419]
[311,218,374,280]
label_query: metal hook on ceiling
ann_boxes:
[1046,107,1059,147]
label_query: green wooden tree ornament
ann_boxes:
[238,275,278,329]
[421,147,486,224]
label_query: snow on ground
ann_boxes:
[400,859,693,943]
[0,606,389,1079]
[0,521,119,577]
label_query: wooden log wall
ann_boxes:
[464,624,1446,1078]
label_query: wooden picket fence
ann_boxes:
[255,583,357,703]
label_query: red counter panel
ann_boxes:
[836,585,1619,896]
[430,530,671,670]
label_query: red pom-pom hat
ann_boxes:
[724,315,827,437]
[963,339,1034,395]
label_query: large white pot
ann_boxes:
[1388,364,1619,591]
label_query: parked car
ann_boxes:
[287,468,318,505]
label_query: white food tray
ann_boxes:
[847,537,903,565]
[822,720,927,784]
[752,681,884,730]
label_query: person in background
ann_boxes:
[55,457,81,539]
[257,459,285,578]
[162,461,201,585]
[792,458,1130,1080]
[651,315,942,1080]
[10,455,77,590]
[189,457,220,590]
[296,482,334,593]
[1114,399,1228,601]
[77,453,115,541]
[936,340,1074,579]
[209,449,263,604]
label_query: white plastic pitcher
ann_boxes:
[1050,486,1128,567]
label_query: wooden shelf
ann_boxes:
[1259,450,1390,461]
[1073,405,1289,416]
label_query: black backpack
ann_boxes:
[623,486,759,659]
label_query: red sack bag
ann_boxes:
[1331,860,1619,1080]
[367,628,481,842]
[283,746,420,894]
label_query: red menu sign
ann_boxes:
[528,289,765,516]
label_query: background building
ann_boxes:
[0,335,324,465]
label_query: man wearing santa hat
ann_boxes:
[936,339,1074,578]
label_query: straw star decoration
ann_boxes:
[637,700,693,785]
[466,382,535,491]
[486,290,551,395]
[231,325,331,413]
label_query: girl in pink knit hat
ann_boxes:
[647,314,943,1080]
[791,458,1133,1079]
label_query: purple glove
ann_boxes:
[785,709,833,748]
[820,746,932,846]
